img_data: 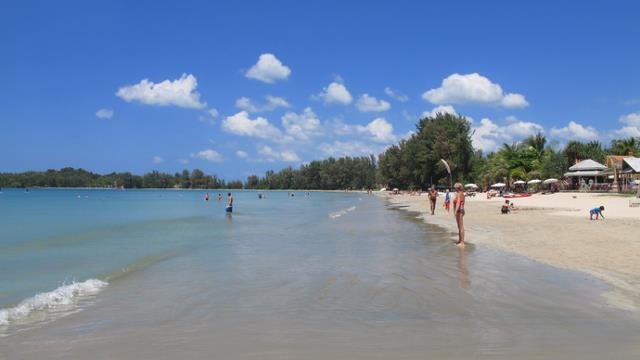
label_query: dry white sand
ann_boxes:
[382,191,640,311]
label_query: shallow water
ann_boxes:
[1,189,639,359]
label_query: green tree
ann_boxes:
[610,137,640,156]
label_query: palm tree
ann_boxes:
[564,140,584,166]
[524,132,547,161]
[583,140,605,163]
[610,137,640,156]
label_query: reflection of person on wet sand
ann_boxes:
[457,245,470,289]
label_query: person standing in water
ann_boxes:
[428,187,438,215]
[453,182,465,247]
[204,192,210,201]
[226,192,233,213]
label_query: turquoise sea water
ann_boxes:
[1,189,639,359]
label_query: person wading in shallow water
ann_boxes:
[428,187,438,215]
[453,182,465,247]
[226,192,233,213]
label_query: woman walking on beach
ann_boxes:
[453,183,465,246]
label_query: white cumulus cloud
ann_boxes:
[221,111,283,140]
[192,149,223,162]
[357,118,396,143]
[257,145,300,162]
[207,108,219,118]
[317,82,353,105]
[235,95,291,113]
[611,112,640,138]
[96,108,113,119]
[236,150,249,159]
[199,107,219,124]
[422,73,528,108]
[152,156,164,164]
[116,74,206,109]
[245,53,291,84]
[619,112,640,127]
[422,105,457,118]
[501,93,529,108]
[319,141,381,157]
[471,117,545,152]
[356,94,391,112]
[550,121,598,141]
[612,126,640,138]
[384,87,409,102]
[281,107,322,140]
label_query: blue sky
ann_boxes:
[2,1,639,180]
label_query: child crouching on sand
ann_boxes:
[589,206,605,220]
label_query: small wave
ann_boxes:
[0,279,107,326]
[329,206,356,219]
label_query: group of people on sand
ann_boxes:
[427,184,466,247]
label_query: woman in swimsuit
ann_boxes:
[453,182,465,246]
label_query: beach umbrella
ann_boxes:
[513,180,526,185]
[527,179,542,184]
[543,178,558,184]
[491,183,506,188]
[464,183,478,189]
[393,188,399,191]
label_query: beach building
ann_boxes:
[563,159,611,191]
[619,157,640,191]
[606,156,640,192]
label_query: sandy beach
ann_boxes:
[382,191,640,311]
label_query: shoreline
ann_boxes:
[379,191,640,311]
[1,187,366,192]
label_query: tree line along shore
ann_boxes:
[2,113,639,191]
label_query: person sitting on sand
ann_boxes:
[501,200,511,214]
[453,183,465,246]
[428,187,438,215]
[589,206,605,220]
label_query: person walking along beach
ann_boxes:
[453,183,465,247]
[428,187,438,215]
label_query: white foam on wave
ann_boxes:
[329,206,357,219]
[0,279,107,326]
